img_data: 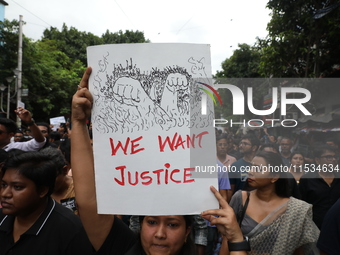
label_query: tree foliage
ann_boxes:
[42,24,150,66]
[214,44,265,123]
[0,20,150,121]
[258,0,340,78]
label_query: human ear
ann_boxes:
[185,226,191,241]
[38,186,49,198]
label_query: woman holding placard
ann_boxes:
[71,67,248,255]
[225,151,319,254]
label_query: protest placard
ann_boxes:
[50,116,66,131]
[87,43,218,215]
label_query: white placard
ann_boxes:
[49,116,66,131]
[87,43,218,215]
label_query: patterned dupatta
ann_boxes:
[247,197,319,255]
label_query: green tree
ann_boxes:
[214,44,265,123]
[259,0,340,78]
[1,20,150,121]
[0,19,23,84]
[22,39,85,120]
[43,24,150,66]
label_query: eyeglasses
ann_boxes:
[320,155,339,161]
[217,143,228,147]
[239,142,251,146]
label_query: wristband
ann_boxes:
[25,118,35,126]
[228,236,251,251]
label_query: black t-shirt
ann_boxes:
[0,198,94,255]
[299,172,340,229]
[97,216,139,255]
[317,198,340,254]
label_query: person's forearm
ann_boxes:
[71,120,95,205]
[29,123,45,143]
[71,119,114,250]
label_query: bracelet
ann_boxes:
[25,118,35,126]
[228,236,251,251]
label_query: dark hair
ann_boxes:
[139,215,195,254]
[2,150,58,196]
[36,122,51,134]
[259,143,279,153]
[325,137,338,145]
[49,131,61,141]
[242,134,261,149]
[0,118,17,134]
[39,147,67,175]
[15,129,23,135]
[0,149,8,163]
[254,151,290,198]
[313,144,336,158]
[290,151,305,161]
[59,138,71,165]
[216,133,228,143]
[280,137,293,143]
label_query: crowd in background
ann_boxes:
[0,95,339,254]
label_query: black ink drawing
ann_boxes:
[91,52,214,134]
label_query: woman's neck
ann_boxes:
[254,186,278,202]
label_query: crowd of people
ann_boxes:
[0,67,339,254]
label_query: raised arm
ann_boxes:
[71,67,114,251]
[15,107,45,143]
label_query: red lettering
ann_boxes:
[131,136,145,155]
[158,133,178,152]
[196,131,209,147]
[165,169,169,184]
[183,168,195,183]
[175,135,185,149]
[128,171,138,186]
[158,131,209,151]
[114,166,126,185]
[186,134,195,148]
[113,165,195,186]
[152,169,164,185]
[141,171,152,185]
[110,138,130,155]
[170,169,181,183]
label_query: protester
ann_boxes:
[0,107,46,151]
[258,143,279,154]
[288,151,305,183]
[230,134,260,194]
[36,122,51,138]
[129,215,208,255]
[40,147,75,209]
[0,150,93,254]
[215,133,234,202]
[279,137,294,166]
[299,144,340,229]
[317,198,340,255]
[71,67,247,255]
[13,130,24,142]
[227,151,319,254]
